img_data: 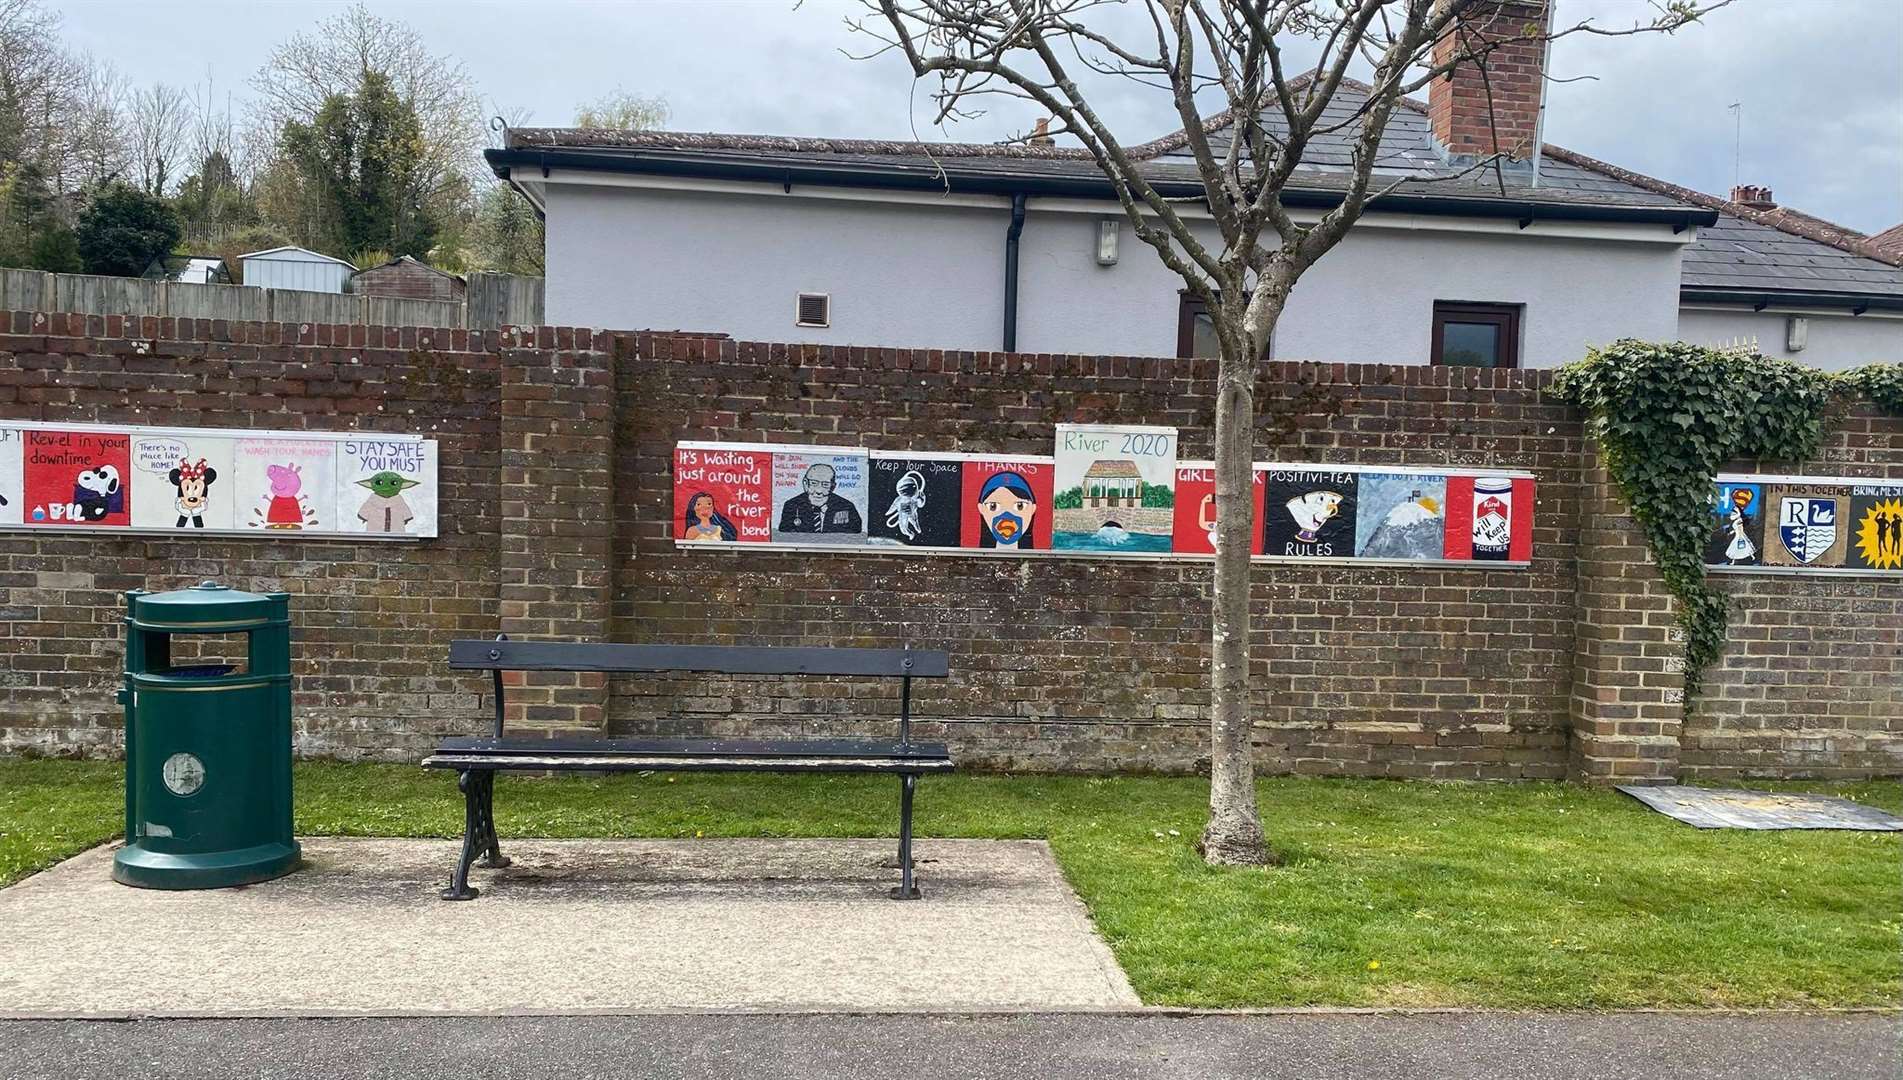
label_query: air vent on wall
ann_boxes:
[796,292,830,328]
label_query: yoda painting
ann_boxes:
[355,471,421,534]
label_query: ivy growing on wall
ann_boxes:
[1841,363,1903,417]
[1551,341,1841,703]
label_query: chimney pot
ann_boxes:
[1029,117,1054,147]
[1730,184,1776,210]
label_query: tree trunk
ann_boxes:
[1199,337,1277,866]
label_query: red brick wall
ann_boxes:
[605,334,1585,777]
[1689,405,1903,779]
[1428,1,1549,162]
[1,314,1897,779]
[0,312,503,758]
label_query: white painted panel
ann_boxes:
[546,184,1004,348]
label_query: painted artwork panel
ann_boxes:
[235,438,337,532]
[129,433,237,530]
[22,428,132,527]
[868,454,963,548]
[1444,475,1534,562]
[0,426,21,526]
[960,457,1054,551]
[1762,484,1849,568]
[1262,468,1358,558]
[770,448,869,545]
[336,439,437,537]
[1847,484,1903,572]
[1354,473,1448,560]
[1052,424,1177,553]
[674,446,772,543]
[1170,463,1265,556]
[1704,480,1766,568]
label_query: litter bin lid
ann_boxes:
[126,581,289,632]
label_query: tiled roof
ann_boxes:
[503,80,1903,303]
[1871,223,1903,261]
[503,81,1704,216]
[1539,146,1903,303]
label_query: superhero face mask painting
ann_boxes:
[977,471,1038,549]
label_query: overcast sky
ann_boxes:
[51,0,1903,233]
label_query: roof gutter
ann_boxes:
[1680,287,1903,315]
[485,147,1718,230]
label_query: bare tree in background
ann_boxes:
[860,0,1721,865]
[572,89,671,131]
[0,0,80,173]
[129,83,192,197]
[249,1,483,210]
[64,56,129,190]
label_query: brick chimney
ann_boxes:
[1729,184,1776,210]
[1028,117,1054,148]
[1427,1,1552,168]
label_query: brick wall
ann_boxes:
[1689,404,1903,778]
[1428,1,1549,162]
[0,313,1897,779]
[0,312,504,758]
[607,336,1587,777]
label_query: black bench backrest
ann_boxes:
[448,640,949,678]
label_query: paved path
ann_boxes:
[0,839,1136,1016]
[0,1012,1890,1080]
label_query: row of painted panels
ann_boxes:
[1708,476,1903,573]
[673,441,1536,565]
[0,423,439,538]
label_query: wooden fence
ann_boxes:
[0,269,543,330]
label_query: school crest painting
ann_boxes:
[1763,484,1848,568]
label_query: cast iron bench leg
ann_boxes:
[890,772,920,900]
[476,771,510,869]
[441,769,485,901]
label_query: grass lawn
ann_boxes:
[2,757,1897,1009]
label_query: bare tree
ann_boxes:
[0,0,83,178]
[129,82,192,196]
[249,1,483,207]
[572,89,671,131]
[859,0,1721,865]
[64,55,129,190]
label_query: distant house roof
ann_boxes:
[140,255,231,285]
[237,245,358,270]
[350,255,464,284]
[1542,145,1903,312]
[1084,460,1144,480]
[493,78,1903,311]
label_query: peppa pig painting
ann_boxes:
[235,438,336,531]
[259,463,317,529]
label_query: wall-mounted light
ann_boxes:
[1785,315,1807,353]
[1096,217,1120,266]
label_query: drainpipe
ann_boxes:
[1003,193,1027,351]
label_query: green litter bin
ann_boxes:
[112,582,301,889]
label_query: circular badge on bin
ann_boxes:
[161,752,206,796]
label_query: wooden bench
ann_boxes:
[422,639,954,901]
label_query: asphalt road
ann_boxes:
[0,1011,1892,1080]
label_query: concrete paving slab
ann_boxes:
[0,838,1137,1018]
